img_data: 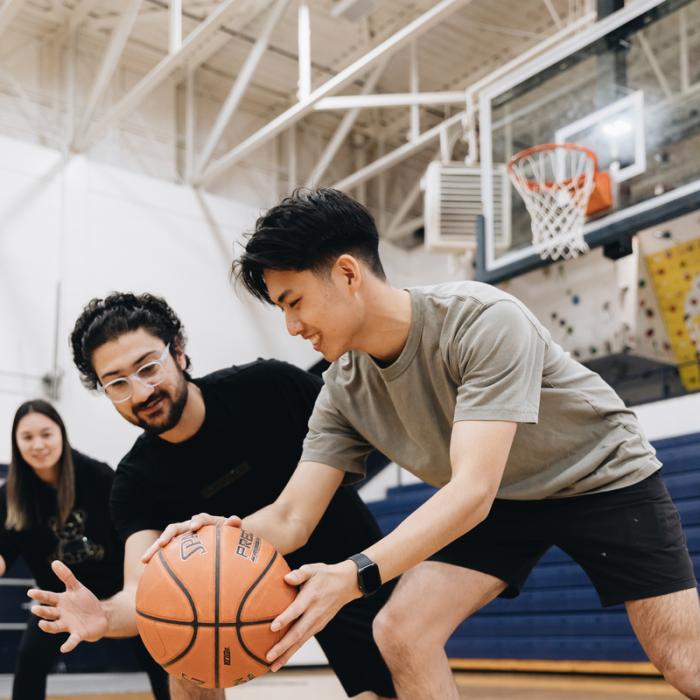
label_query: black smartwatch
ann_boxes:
[347,553,382,597]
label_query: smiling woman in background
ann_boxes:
[0,399,169,700]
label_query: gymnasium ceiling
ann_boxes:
[1,1,594,184]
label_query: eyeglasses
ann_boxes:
[100,344,171,404]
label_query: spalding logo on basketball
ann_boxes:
[135,525,296,689]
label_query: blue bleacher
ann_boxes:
[367,431,700,662]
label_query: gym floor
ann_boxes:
[0,670,684,699]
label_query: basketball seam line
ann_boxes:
[156,550,200,669]
[214,524,221,689]
[236,548,279,669]
[135,610,276,628]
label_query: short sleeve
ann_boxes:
[452,301,545,423]
[301,385,373,485]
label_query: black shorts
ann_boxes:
[429,470,696,607]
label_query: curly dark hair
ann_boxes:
[70,292,191,390]
[233,187,385,304]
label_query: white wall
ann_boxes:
[0,135,317,466]
[635,393,700,441]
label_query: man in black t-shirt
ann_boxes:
[28,292,395,700]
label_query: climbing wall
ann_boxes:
[500,243,673,364]
[644,238,700,392]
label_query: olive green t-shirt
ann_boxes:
[301,281,660,499]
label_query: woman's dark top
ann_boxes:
[0,450,123,599]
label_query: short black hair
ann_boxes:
[233,188,385,304]
[70,292,191,390]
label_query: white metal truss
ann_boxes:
[0,0,660,228]
[297,0,311,101]
[305,59,386,187]
[195,0,290,180]
[333,111,465,191]
[76,0,244,153]
[314,92,466,111]
[195,0,475,187]
[333,10,596,195]
[170,0,182,54]
[72,0,143,150]
[409,40,420,142]
[542,0,563,29]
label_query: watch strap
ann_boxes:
[348,553,382,596]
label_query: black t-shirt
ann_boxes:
[0,450,124,598]
[111,360,382,567]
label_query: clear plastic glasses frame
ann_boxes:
[100,343,170,404]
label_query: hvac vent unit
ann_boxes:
[424,161,511,253]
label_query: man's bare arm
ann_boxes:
[361,420,516,582]
[265,420,518,670]
[28,529,160,651]
[239,462,345,554]
[101,529,160,636]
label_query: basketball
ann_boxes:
[135,525,296,689]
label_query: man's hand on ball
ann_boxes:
[27,561,107,653]
[265,560,362,671]
[141,513,243,563]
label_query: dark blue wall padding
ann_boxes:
[367,432,700,662]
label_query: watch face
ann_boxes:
[359,561,382,595]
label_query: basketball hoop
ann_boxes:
[507,143,610,261]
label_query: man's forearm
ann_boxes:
[241,501,309,556]
[101,587,139,638]
[363,475,493,584]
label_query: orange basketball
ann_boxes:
[135,525,296,689]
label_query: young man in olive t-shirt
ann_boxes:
[148,189,700,700]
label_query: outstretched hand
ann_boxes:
[141,512,242,563]
[27,560,107,653]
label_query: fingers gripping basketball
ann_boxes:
[135,525,296,689]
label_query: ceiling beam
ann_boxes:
[305,58,386,187]
[169,0,182,53]
[332,111,465,192]
[314,91,465,111]
[195,0,290,178]
[409,40,420,141]
[197,0,474,187]
[297,0,311,100]
[73,0,144,150]
[542,0,563,28]
[77,0,243,152]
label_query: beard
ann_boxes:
[132,377,188,435]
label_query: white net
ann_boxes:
[508,144,596,260]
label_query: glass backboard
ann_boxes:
[479,0,700,280]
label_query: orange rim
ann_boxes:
[507,143,599,192]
